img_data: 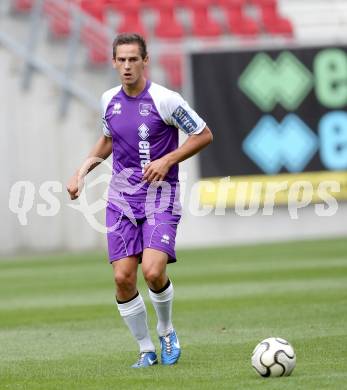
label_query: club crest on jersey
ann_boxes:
[112,102,122,115]
[139,103,152,116]
[138,123,149,140]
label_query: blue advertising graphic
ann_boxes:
[192,46,347,177]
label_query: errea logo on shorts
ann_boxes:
[161,234,170,244]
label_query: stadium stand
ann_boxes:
[159,53,183,89]
[251,0,293,35]
[43,1,71,38]
[13,0,34,12]
[9,0,297,89]
[220,0,260,36]
[278,0,347,40]
[189,0,223,37]
[116,0,147,37]
[8,0,347,93]
[12,0,294,39]
[79,0,106,22]
[153,0,185,39]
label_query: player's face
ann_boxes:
[113,44,148,87]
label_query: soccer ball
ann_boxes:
[251,337,296,377]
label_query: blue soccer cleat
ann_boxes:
[131,351,158,368]
[159,330,181,365]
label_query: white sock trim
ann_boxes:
[148,282,174,303]
[117,293,145,317]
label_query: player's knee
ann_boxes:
[143,268,163,285]
[114,272,135,291]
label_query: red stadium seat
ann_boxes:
[190,0,223,37]
[137,0,159,7]
[221,0,260,36]
[80,18,110,65]
[79,0,106,22]
[43,0,71,38]
[251,0,293,35]
[13,0,34,12]
[153,0,184,39]
[85,34,110,66]
[160,53,183,90]
[116,0,146,37]
[78,0,109,64]
[104,0,124,10]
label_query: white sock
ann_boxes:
[148,280,174,337]
[116,293,155,353]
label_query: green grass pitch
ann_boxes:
[0,237,346,390]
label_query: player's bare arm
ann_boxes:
[143,126,213,183]
[67,135,112,200]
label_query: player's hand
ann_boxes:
[143,157,171,183]
[67,174,84,200]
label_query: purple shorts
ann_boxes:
[106,204,181,263]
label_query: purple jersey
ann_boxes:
[101,80,206,216]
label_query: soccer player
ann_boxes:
[67,33,213,368]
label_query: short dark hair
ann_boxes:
[112,33,148,60]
